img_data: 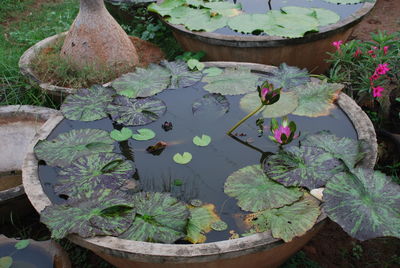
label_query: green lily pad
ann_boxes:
[281,6,340,27]
[302,132,366,169]
[202,1,242,17]
[60,85,114,122]
[187,58,205,71]
[107,96,167,126]
[132,128,156,141]
[193,134,211,147]
[211,220,228,231]
[224,165,303,212]
[192,93,230,117]
[161,60,203,88]
[147,0,185,16]
[263,63,310,90]
[265,146,346,190]
[324,168,400,241]
[228,14,271,34]
[34,129,115,168]
[239,91,299,118]
[120,192,189,243]
[186,203,221,243]
[15,240,30,250]
[41,189,133,239]
[173,152,192,165]
[203,67,223,77]
[322,0,367,4]
[110,127,133,142]
[291,81,343,117]
[111,64,170,98]
[54,153,135,197]
[250,194,321,242]
[202,67,260,95]
[0,256,12,268]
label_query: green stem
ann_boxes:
[227,104,265,135]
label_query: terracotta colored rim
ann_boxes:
[22,62,377,264]
[0,105,60,202]
[159,1,376,47]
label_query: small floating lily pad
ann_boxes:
[193,134,211,147]
[61,85,114,122]
[186,204,221,243]
[34,129,115,167]
[131,128,156,141]
[263,63,310,90]
[14,240,30,250]
[110,127,133,142]
[107,96,167,126]
[203,67,223,77]
[173,152,192,164]
[0,256,12,268]
[192,93,230,117]
[161,60,203,89]
[211,220,228,231]
[187,58,205,71]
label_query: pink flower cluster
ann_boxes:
[369,63,390,98]
[332,40,343,51]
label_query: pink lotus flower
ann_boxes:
[372,86,384,97]
[383,46,389,55]
[261,87,270,101]
[269,117,298,145]
[332,40,343,51]
[375,63,390,75]
[273,126,292,144]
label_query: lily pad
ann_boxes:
[34,129,115,167]
[60,85,114,122]
[322,0,366,4]
[54,153,135,197]
[41,189,133,239]
[110,127,133,142]
[265,146,346,190]
[192,93,230,117]
[131,128,156,141]
[251,194,321,242]
[120,192,189,243]
[111,64,170,98]
[202,1,242,17]
[291,81,343,117]
[281,6,340,27]
[302,132,366,168]
[228,14,270,34]
[107,96,167,126]
[202,67,260,95]
[324,168,400,241]
[173,152,192,165]
[211,221,228,231]
[186,204,221,243]
[0,257,12,268]
[187,58,205,71]
[224,165,303,212]
[14,240,30,250]
[161,60,203,88]
[263,63,310,90]
[147,0,185,16]
[239,91,299,118]
[193,134,211,147]
[203,67,223,77]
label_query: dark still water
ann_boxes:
[38,78,357,243]
[0,242,53,268]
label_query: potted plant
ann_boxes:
[148,0,376,73]
[22,61,393,268]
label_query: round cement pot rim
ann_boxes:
[0,105,60,202]
[158,1,375,47]
[22,62,377,263]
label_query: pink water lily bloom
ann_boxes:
[375,63,390,75]
[332,40,343,51]
[273,126,291,144]
[372,86,384,98]
[261,87,270,101]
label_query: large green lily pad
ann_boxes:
[263,63,310,90]
[161,60,203,88]
[251,194,321,242]
[147,0,185,16]
[55,153,135,197]
[120,192,189,243]
[281,6,340,27]
[224,165,303,212]
[228,14,270,34]
[111,64,170,98]
[41,189,133,239]
[107,96,167,126]
[265,146,346,190]
[186,203,221,243]
[202,67,260,95]
[34,129,115,167]
[324,168,400,241]
[291,81,343,117]
[60,85,114,122]
[202,1,242,17]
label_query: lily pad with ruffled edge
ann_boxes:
[54,152,135,197]
[147,0,185,16]
[107,96,167,126]
[192,93,230,117]
[263,63,310,91]
[239,91,299,118]
[324,168,400,241]
[202,67,260,95]
[186,204,221,243]
[111,64,170,98]
[161,60,203,89]
[302,131,366,169]
[60,85,114,122]
[34,129,115,168]
[265,146,346,190]
[281,6,340,27]
[120,192,189,243]
[249,194,321,242]
[41,189,134,239]
[224,165,303,212]
[291,81,343,117]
